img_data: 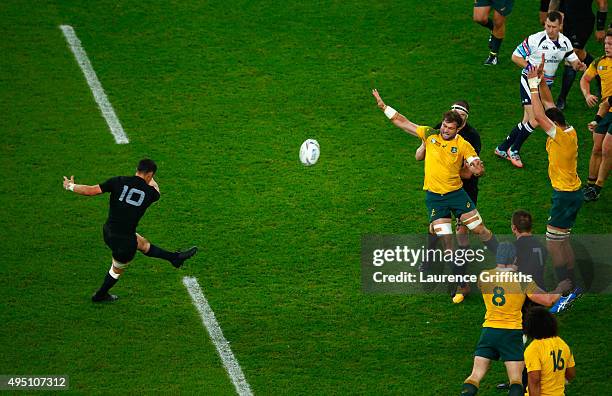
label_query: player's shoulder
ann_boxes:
[528,30,547,44]
[459,124,480,141]
[99,175,123,191]
[419,126,439,138]
[558,33,573,48]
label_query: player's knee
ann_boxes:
[473,13,488,24]
[137,236,150,252]
[432,222,453,236]
[110,259,129,277]
[461,213,483,232]
[592,142,603,156]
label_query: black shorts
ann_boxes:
[103,223,137,264]
[564,16,595,50]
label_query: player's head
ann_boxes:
[511,209,532,235]
[545,107,567,127]
[524,306,558,340]
[137,158,157,176]
[439,110,463,140]
[450,100,469,127]
[605,30,612,58]
[545,11,562,40]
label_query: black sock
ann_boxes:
[490,35,503,54]
[94,272,118,297]
[510,122,534,153]
[484,235,499,254]
[557,66,577,102]
[145,244,178,263]
[554,266,568,282]
[508,383,523,396]
[461,382,478,395]
[498,123,523,152]
[480,18,494,30]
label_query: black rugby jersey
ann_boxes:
[515,235,547,290]
[99,176,160,235]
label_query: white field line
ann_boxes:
[59,25,129,144]
[182,276,253,396]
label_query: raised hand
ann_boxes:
[372,89,386,110]
[63,175,75,190]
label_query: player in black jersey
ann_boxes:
[511,210,547,289]
[416,101,482,301]
[548,0,608,109]
[63,159,197,302]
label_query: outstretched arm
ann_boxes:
[527,279,571,306]
[527,56,555,135]
[372,89,420,137]
[62,175,103,196]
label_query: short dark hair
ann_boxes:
[607,29,612,38]
[547,11,563,23]
[525,306,558,339]
[512,210,532,233]
[545,107,567,126]
[137,158,157,174]
[442,110,463,127]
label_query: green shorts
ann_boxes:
[595,112,612,134]
[474,327,524,361]
[425,189,475,222]
[474,0,514,16]
[548,189,583,229]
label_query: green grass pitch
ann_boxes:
[1,0,610,394]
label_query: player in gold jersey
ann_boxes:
[580,30,612,201]
[371,90,499,285]
[524,307,576,396]
[460,243,569,396]
[528,58,583,287]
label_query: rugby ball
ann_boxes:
[299,139,320,166]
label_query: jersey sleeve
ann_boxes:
[99,176,120,193]
[461,140,478,162]
[585,60,599,79]
[513,36,531,59]
[415,126,433,141]
[149,186,161,202]
[524,279,540,297]
[524,343,542,373]
[567,349,575,368]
